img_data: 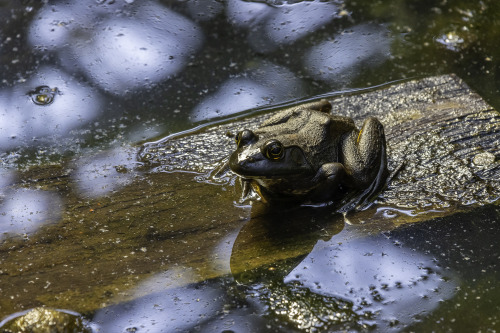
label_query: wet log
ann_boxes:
[140,74,500,215]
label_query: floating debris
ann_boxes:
[435,31,465,51]
[28,85,59,106]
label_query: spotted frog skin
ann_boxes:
[228,99,389,207]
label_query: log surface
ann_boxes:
[140,74,500,210]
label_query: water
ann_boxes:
[0,0,499,332]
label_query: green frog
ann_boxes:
[228,99,389,208]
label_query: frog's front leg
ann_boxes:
[309,162,346,201]
[341,117,389,190]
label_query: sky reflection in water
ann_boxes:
[228,0,342,52]
[0,187,61,238]
[93,268,225,332]
[284,229,456,329]
[91,224,456,332]
[73,146,140,198]
[192,61,305,120]
[0,66,101,149]
[0,0,497,330]
[305,24,391,84]
[28,1,203,94]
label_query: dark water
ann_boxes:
[0,0,499,332]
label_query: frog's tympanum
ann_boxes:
[228,99,389,208]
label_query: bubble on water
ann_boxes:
[28,85,59,106]
[435,32,464,51]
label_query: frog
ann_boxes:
[227,99,389,208]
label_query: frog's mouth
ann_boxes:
[229,146,315,178]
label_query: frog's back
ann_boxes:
[258,108,356,167]
[299,110,356,167]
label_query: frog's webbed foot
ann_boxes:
[210,156,232,182]
[338,173,384,213]
[241,178,251,199]
[238,178,265,204]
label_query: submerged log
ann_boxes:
[140,74,500,213]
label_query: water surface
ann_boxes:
[0,0,499,331]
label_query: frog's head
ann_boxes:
[229,129,314,178]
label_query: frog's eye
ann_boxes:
[262,140,284,160]
[235,130,256,148]
[235,132,242,146]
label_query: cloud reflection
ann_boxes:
[284,231,457,329]
[0,66,101,150]
[227,0,342,52]
[192,61,305,120]
[0,188,61,238]
[0,169,14,196]
[28,1,203,94]
[73,146,140,198]
[93,267,224,333]
[304,24,391,85]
